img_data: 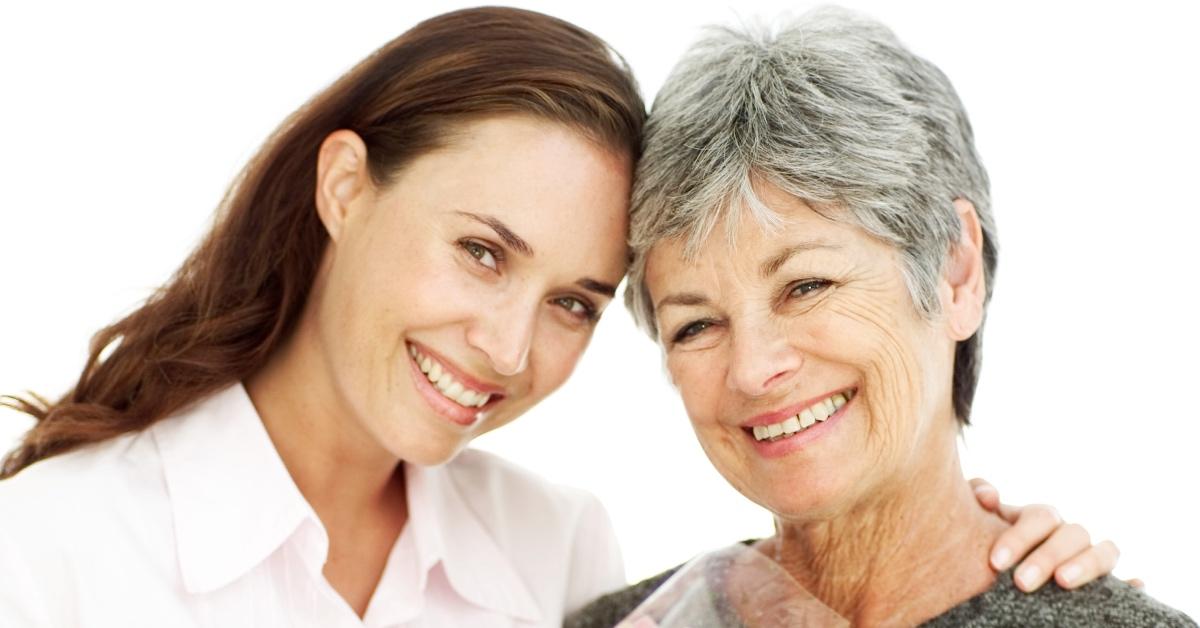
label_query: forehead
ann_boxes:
[390,115,632,275]
[646,186,847,280]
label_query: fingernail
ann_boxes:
[974,484,997,496]
[1059,565,1081,586]
[991,547,1012,570]
[1017,565,1042,590]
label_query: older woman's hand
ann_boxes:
[971,478,1123,592]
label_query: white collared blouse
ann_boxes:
[0,384,625,627]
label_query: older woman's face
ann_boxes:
[645,182,962,522]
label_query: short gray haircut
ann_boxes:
[625,7,998,424]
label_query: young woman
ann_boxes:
[0,7,1119,627]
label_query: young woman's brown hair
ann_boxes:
[1,6,644,478]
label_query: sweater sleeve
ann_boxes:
[565,566,680,628]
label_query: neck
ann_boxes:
[769,437,1006,625]
[244,315,406,531]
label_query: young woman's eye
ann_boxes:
[672,319,713,344]
[789,279,832,299]
[460,239,500,271]
[552,296,596,322]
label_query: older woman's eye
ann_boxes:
[552,296,597,322]
[672,320,713,344]
[460,239,500,271]
[789,279,832,298]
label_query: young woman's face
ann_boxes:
[313,116,631,465]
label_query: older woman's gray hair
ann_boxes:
[626,6,998,424]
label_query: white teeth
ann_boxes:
[750,390,855,442]
[410,347,495,410]
[455,389,479,407]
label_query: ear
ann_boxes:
[942,198,986,341]
[315,130,371,243]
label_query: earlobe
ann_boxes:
[315,130,371,243]
[944,198,986,341]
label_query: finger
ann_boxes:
[1053,540,1119,590]
[996,501,1022,523]
[990,504,1062,571]
[970,478,1001,512]
[1126,578,1145,590]
[1012,523,1091,592]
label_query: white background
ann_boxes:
[2,0,1197,618]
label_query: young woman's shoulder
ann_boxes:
[444,449,627,613]
[0,429,178,625]
[0,429,172,546]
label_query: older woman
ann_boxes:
[571,8,1194,627]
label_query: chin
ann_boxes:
[402,445,464,467]
[368,410,470,467]
[385,431,468,466]
[754,473,861,523]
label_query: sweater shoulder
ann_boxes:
[923,574,1197,627]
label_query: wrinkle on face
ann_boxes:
[645,182,961,523]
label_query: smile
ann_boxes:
[408,344,495,408]
[748,389,856,442]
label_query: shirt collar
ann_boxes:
[153,384,542,622]
[402,459,542,623]
[152,383,320,594]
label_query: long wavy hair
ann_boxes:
[2,7,644,478]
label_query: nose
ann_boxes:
[466,296,537,377]
[725,317,803,397]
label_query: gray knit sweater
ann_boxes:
[566,565,1195,627]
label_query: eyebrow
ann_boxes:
[456,211,533,256]
[759,241,840,279]
[456,211,615,298]
[654,240,840,312]
[655,292,711,311]
[577,278,617,298]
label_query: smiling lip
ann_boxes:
[739,388,856,428]
[737,387,857,459]
[406,341,505,427]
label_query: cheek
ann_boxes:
[667,352,726,425]
[821,296,930,448]
[328,243,477,378]
[529,326,590,393]
[379,245,485,329]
